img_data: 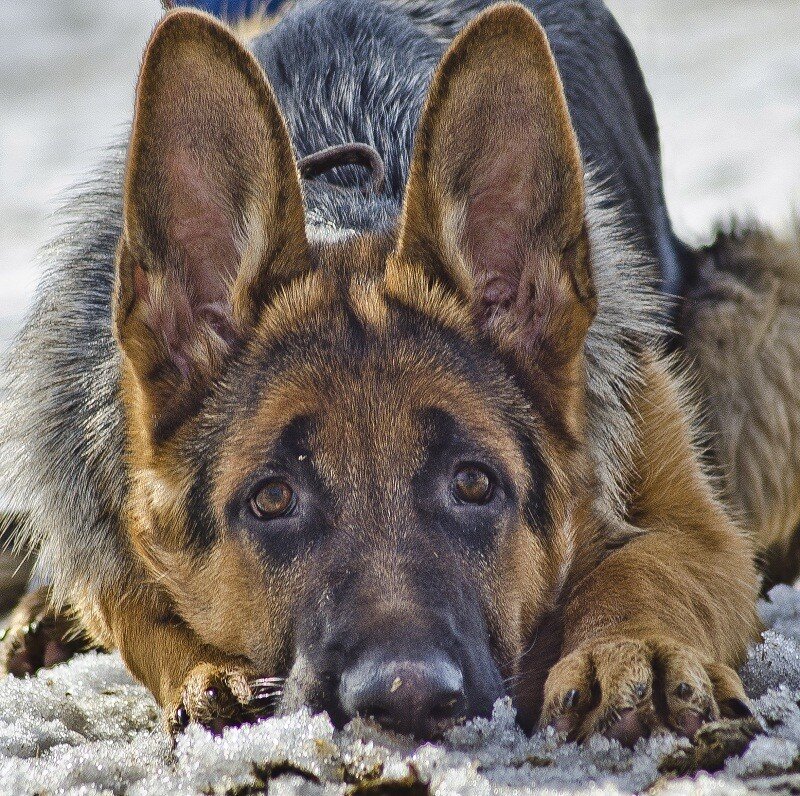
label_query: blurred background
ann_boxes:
[0,0,798,359]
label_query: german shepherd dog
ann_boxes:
[5,0,799,744]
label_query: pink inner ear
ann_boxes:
[165,152,240,309]
[130,152,241,377]
[463,150,533,313]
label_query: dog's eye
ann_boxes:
[249,479,296,519]
[453,465,494,504]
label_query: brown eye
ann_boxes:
[453,465,494,504]
[249,479,295,519]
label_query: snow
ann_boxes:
[1,587,800,795]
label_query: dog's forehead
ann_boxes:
[221,331,491,471]
[213,293,529,501]
[208,230,536,499]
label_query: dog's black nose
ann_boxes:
[338,653,466,737]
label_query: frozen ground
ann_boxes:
[0,585,799,795]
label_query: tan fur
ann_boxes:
[115,8,311,445]
[541,354,759,740]
[231,2,290,42]
[93,8,313,723]
[392,4,596,439]
[101,5,759,735]
[680,224,800,588]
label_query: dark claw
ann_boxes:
[633,682,648,700]
[720,697,753,719]
[175,706,189,729]
[675,682,693,700]
[562,689,580,710]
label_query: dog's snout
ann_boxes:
[338,652,466,737]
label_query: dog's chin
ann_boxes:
[273,653,330,717]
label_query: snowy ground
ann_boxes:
[0,585,799,795]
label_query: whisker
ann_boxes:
[251,688,284,702]
[249,676,286,688]
[251,681,284,690]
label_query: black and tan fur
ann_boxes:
[2,0,795,744]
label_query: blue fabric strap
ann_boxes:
[175,0,283,21]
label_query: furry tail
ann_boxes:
[678,221,800,588]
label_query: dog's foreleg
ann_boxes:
[540,354,760,744]
[81,582,265,735]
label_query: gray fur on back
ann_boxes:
[0,153,131,598]
[0,0,668,599]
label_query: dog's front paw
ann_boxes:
[541,636,751,746]
[167,663,280,736]
[1,587,96,677]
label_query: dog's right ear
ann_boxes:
[389,3,595,431]
[115,10,309,445]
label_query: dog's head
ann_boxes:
[115,3,597,736]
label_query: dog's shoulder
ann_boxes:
[0,149,130,598]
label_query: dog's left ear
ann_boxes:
[115,10,310,444]
[392,2,595,379]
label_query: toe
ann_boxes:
[541,650,594,738]
[606,707,651,747]
[585,639,656,743]
[654,641,717,736]
[170,664,259,735]
[707,662,752,720]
